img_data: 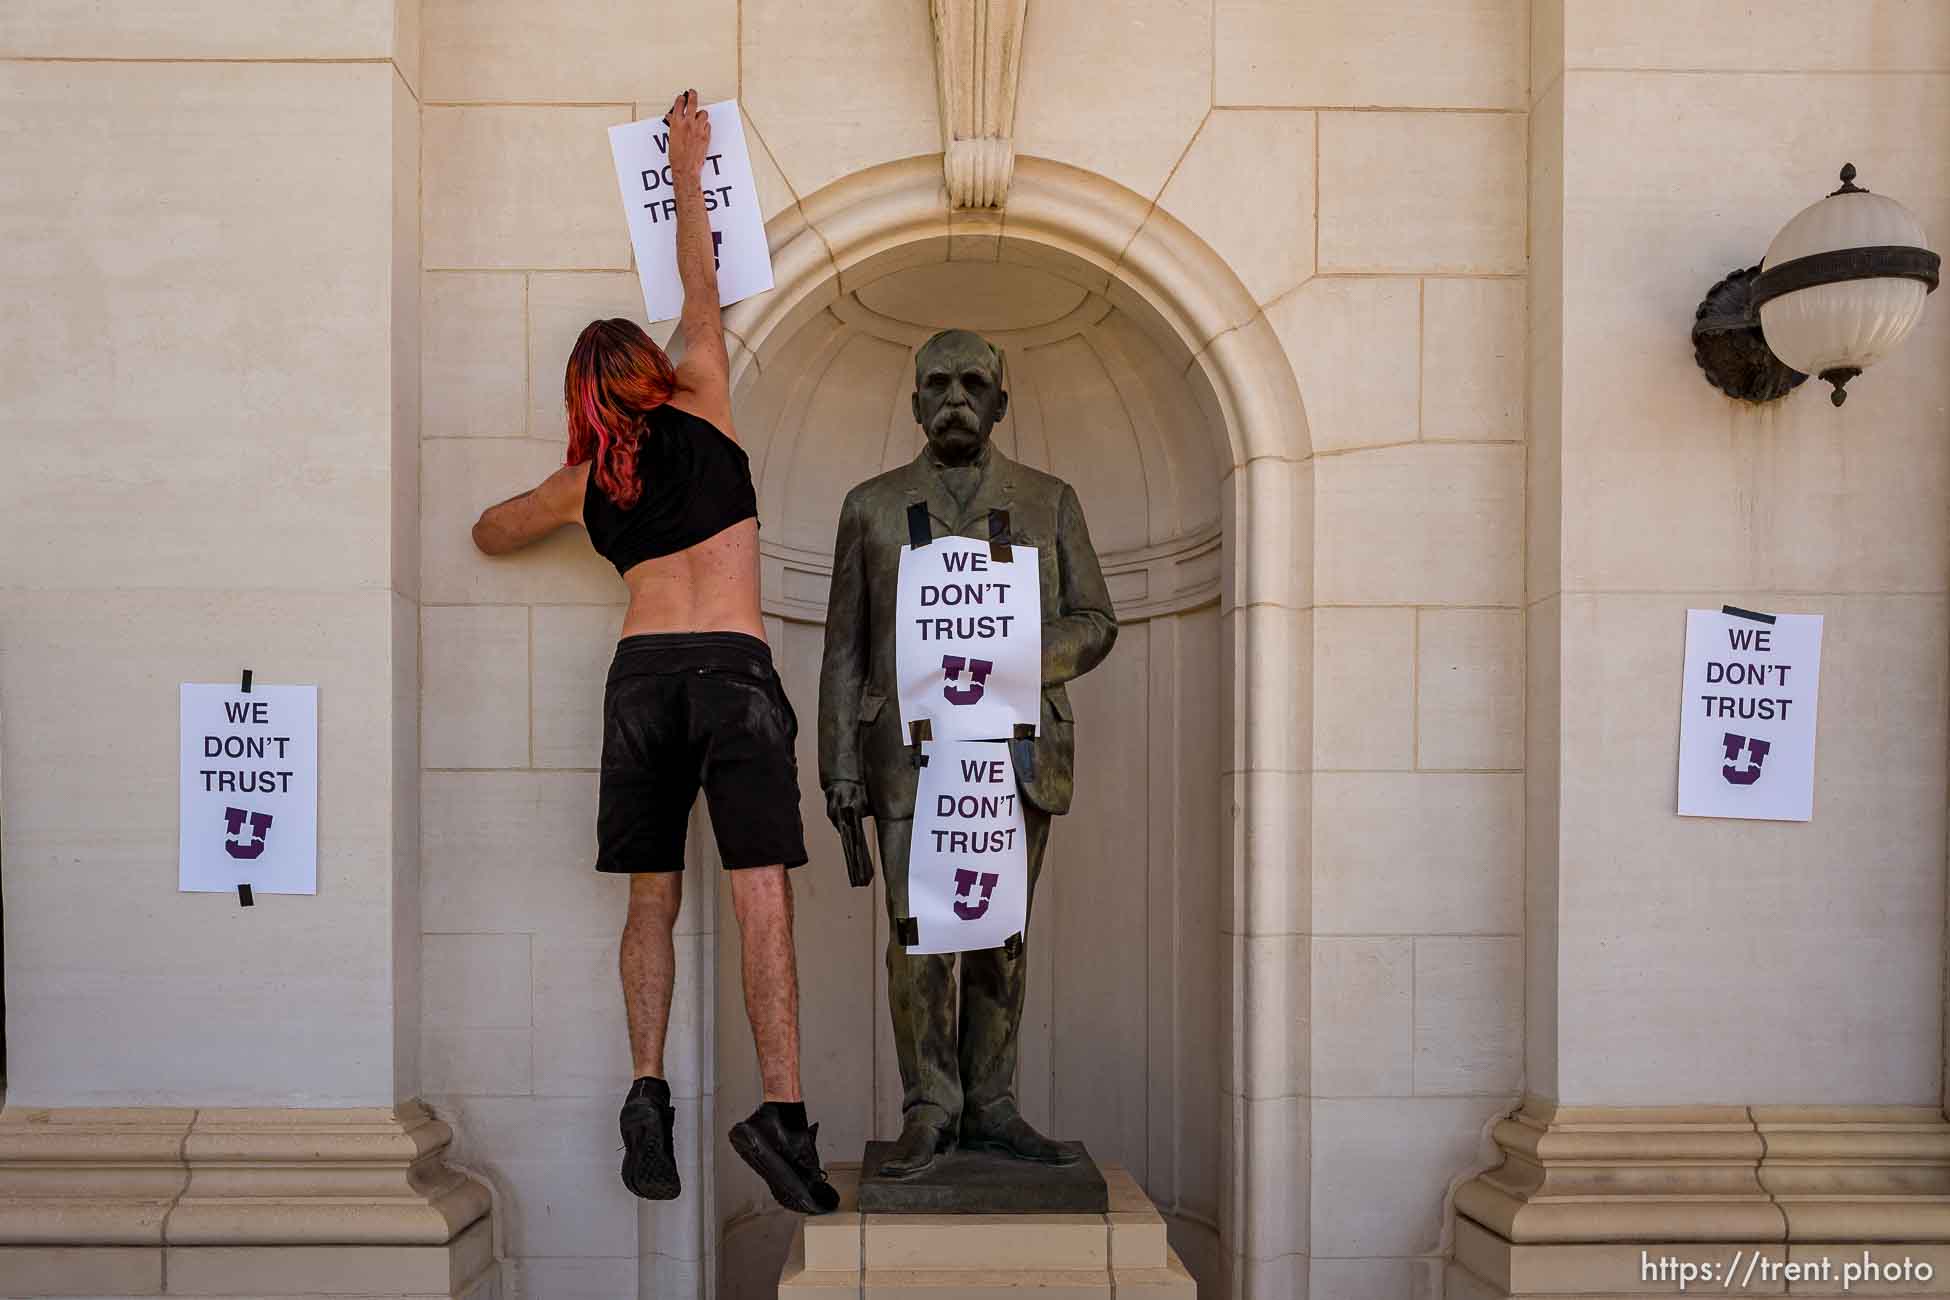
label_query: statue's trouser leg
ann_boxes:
[876,815,961,1133]
[958,805,1051,1124]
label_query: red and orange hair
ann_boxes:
[564,318,678,509]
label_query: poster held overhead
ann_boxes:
[608,100,773,323]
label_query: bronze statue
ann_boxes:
[818,328,1118,1178]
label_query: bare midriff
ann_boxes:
[614,514,766,641]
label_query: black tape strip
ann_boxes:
[1003,932,1023,959]
[1722,605,1777,625]
[907,502,932,549]
[988,508,1013,562]
[240,668,253,693]
[237,883,254,907]
[1013,722,1036,739]
[896,917,919,947]
[909,719,932,744]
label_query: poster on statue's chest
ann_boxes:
[608,100,773,322]
[1676,609,1824,821]
[904,740,1030,954]
[895,535,1042,743]
[179,683,318,894]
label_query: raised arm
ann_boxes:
[661,89,733,434]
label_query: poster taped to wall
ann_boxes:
[1676,609,1823,821]
[608,100,773,322]
[895,535,1042,743]
[179,682,319,894]
[905,739,1029,954]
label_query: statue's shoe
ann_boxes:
[880,1115,952,1179]
[961,1110,1080,1166]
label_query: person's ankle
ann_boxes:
[629,1074,672,1107]
[761,1098,808,1131]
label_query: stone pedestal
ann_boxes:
[778,1162,1194,1298]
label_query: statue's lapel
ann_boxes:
[957,450,1016,534]
[903,455,959,538]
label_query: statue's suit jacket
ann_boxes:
[819,445,1118,820]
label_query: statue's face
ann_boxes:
[912,331,1009,465]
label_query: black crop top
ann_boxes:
[582,404,758,575]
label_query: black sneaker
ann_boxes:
[728,1105,841,1214]
[617,1078,680,1200]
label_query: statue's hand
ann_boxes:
[824,779,869,832]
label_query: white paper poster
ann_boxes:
[895,536,1042,743]
[608,100,773,323]
[1676,609,1824,821]
[179,683,318,894]
[905,740,1030,954]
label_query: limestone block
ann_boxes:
[749,120,802,224]
[1154,110,1314,306]
[1557,73,1950,595]
[1265,277,1420,454]
[0,0,397,58]
[423,106,632,270]
[1564,1,1950,73]
[434,1097,636,1258]
[1413,936,1522,1095]
[1311,1097,1508,1256]
[420,1027,533,1097]
[0,62,396,594]
[1217,0,1526,109]
[1228,769,1310,938]
[1423,277,1525,442]
[1236,934,1308,1100]
[1311,938,1414,1097]
[526,272,677,439]
[530,934,634,1098]
[421,604,530,769]
[741,0,938,200]
[421,0,734,104]
[530,604,625,769]
[420,438,623,605]
[1234,1252,1306,1300]
[0,1247,161,1295]
[1314,443,1523,607]
[864,1215,1106,1270]
[420,772,623,938]
[1314,1255,1445,1300]
[1312,772,1522,935]
[422,933,532,1031]
[1222,605,1311,774]
[1234,1095,1308,1263]
[1014,0,1209,200]
[1318,112,1526,274]
[514,1257,637,1299]
[1416,608,1523,771]
[424,274,527,439]
[1222,457,1312,613]
[1313,607,1415,771]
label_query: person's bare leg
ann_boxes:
[621,871,683,1079]
[728,865,803,1101]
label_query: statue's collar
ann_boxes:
[922,440,994,474]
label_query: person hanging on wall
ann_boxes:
[466,89,837,1217]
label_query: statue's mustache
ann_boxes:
[931,405,979,433]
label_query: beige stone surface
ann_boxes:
[435,1096,641,1258]
[1224,604,1312,774]
[1417,608,1524,770]
[1313,607,1415,770]
[1232,1097,1309,1262]
[864,1215,1106,1270]
[1563,1,1950,73]
[1313,772,1523,934]
[166,1218,495,1296]
[420,1027,533,1097]
[1229,768,1310,937]
[1314,443,1524,606]
[1266,277,1421,454]
[1216,0,1527,109]
[0,0,398,58]
[421,604,530,768]
[1224,456,1313,612]
[421,933,532,1031]
[1154,110,1315,306]
[420,771,623,938]
[1312,1097,1508,1256]
[530,604,625,769]
[0,1246,161,1295]
[1312,938,1414,1097]
[423,106,633,270]
[1423,277,1526,442]
[0,61,396,595]
[741,0,939,200]
[1235,935,1309,1100]
[1313,1255,1444,1300]
[1318,112,1526,274]
[1014,0,1210,200]
[1413,936,1522,1095]
[421,0,734,104]
[526,272,675,439]
[423,274,528,439]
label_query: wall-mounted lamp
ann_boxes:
[1693,164,1939,406]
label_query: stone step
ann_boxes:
[777,1253,1197,1298]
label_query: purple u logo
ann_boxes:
[953,868,1000,920]
[1721,733,1772,786]
[223,806,274,859]
[941,655,995,706]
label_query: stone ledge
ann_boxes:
[1450,1100,1950,1298]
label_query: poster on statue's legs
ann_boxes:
[904,738,1028,955]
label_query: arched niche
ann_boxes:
[699,156,1310,1300]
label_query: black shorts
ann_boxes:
[595,631,809,873]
